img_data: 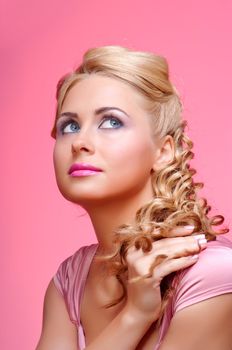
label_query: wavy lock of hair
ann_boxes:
[50,45,229,327]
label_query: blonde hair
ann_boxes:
[50,45,228,325]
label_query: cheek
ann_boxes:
[53,145,60,168]
[53,143,67,173]
[104,135,155,177]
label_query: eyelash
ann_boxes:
[56,115,123,135]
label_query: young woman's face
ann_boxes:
[53,74,161,206]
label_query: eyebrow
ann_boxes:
[57,106,130,120]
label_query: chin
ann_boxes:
[57,186,108,204]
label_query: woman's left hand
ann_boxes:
[124,225,207,322]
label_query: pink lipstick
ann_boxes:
[68,163,103,177]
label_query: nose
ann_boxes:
[71,129,95,155]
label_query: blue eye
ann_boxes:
[56,115,123,136]
[57,119,79,135]
[99,116,123,129]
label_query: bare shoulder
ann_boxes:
[35,279,78,350]
[160,293,232,350]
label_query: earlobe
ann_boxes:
[152,135,175,172]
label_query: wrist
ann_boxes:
[123,302,159,326]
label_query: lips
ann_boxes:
[68,163,103,174]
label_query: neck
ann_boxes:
[80,182,154,255]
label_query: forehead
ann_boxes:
[60,74,147,114]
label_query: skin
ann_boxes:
[53,74,174,254]
[36,74,232,350]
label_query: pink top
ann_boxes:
[53,236,232,349]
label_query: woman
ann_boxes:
[36,46,232,350]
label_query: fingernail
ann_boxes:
[194,234,206,240]
[198,238,207,248]
[184,225,195,230]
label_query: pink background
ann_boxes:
[1,1,232,349]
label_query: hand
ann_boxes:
[124,226,207,322]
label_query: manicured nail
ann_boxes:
[194,234,206,240]
[184,225,195,230]
[198,238,207,248]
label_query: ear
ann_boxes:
[151,135,175,172]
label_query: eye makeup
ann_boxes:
[56,114,124,136]
[56,118,79,135]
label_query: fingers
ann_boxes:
[150,225,193,238]
[126,231,207,281]
[152,233,207,258]
[151,254,200,286]
[160,224,202,237]
[171,225,196,236]
[127,233,207,263]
